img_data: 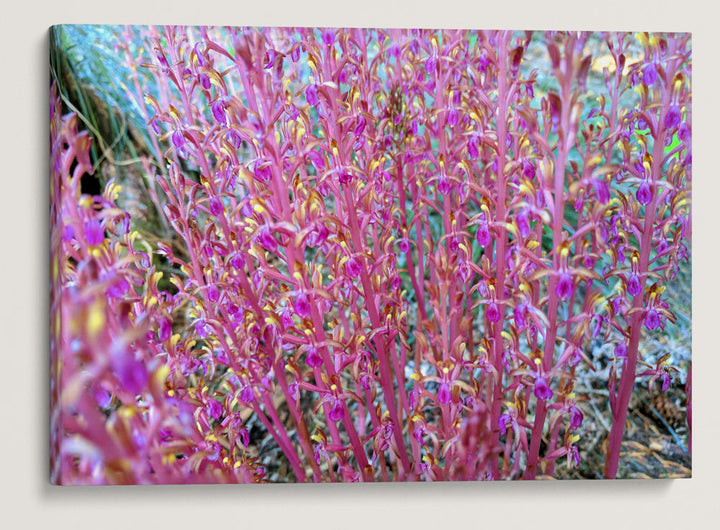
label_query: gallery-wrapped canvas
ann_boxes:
[49,26,691,484]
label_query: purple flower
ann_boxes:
[522,159,536,179]
[534,376,553,401]
[486,302,501,323]
[208,284,220,303]
[665,105,682,130]
[211,99,228,125]
[263,49,279,70]
[498,414,511,435]
[678,122,691,143]
[346,257,362,278]
[627,273,642,297]
[569,406,584,430]
[257,226,278,252]
[112,353,148,395]
[643,63,658,86]
[240,385,254,403]
[307,223,328,248]
[206,399,223,421]
[329,400,344,422]
[476,223,491,247]
[555,272,574,300]
[321,30,335,46]
[171,129,185,148]
[437,382,451,405]
[199,73,211,90]
[158,317,172,342]
[615,342,628,358]
[398,238,410,253]
[338,171,353,185]
[354,115,366,136]
[209,197,223,217]
[231,252,245,270]
[306,84,319,106]
[467,136,479,159]
[636,181,652,205]
[516,209,531,238]
[306,347,322,368]
[84,219,104,246]
[63,224,74,243]
[294,292,312,319]
[437,176,450,195]
[447,107,459,127]
[106,274,130,299]
[593,177,610,204]
[514,304,527,329]
[94,386,112,409]
[238,428,250,447]
[425,55,437,74]
[645,308,661,330]
[195,318,209,339]
[661,373,671,392]
[569,446,581,467]
[226,129,243,149]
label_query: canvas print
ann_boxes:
[49,26,691,484]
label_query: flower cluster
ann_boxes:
[51,27,691,483]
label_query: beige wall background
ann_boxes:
[1,1,716,528]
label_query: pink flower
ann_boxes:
[569,406,584,430]
[211,98,227,125]
[209,197,223,216]
[208,284,220,303]
[306,84,319,106]
[329,400,344,422]
[614,342,628,358]
[476,223,491,247]
[534,375,553,401]
[486,302,501,323]
[171,129,185,148]
[627,273,642,296]
[556,272,574,300]
[240,385,254,403]
[158,317,172,342]
[112,352,148,395]
[206,399,223,421]
[306,347,322,368]
[257,226,278,252]
[321,29,335,46]
[294,292,312,318]
[425,54,437,74]
[84,219,104,246]
[593,177,610,204]
[346,257,362,278]
[437,176,450,195]
[437,382,451,405]
[665,105,682,130]
[636,181,652,205]
[645,308,661,330]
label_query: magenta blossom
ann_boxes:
[645,308,661,330]
[556,272,574,300]
[437,382,451,405]
[534,375,553,401]
[636,181,652,205]
[345,257,362,278]
[84,219,104,246]
[306,347,322,368]
[294,292,312,318]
